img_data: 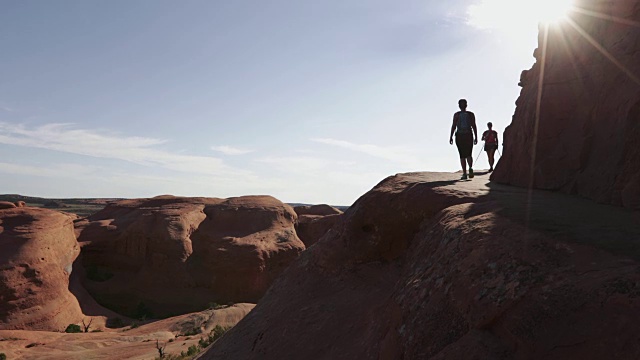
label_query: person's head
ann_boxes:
[487,122,493,129]
[458,99,467,110]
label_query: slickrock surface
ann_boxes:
[201,172,640,360]
[76,195,305,317]
[0,207,83,331]
[492,0,640,209]
[0,303,254,360]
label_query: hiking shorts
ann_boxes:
[484,143,498,152]
[455,132,473,158]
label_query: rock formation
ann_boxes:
[293,204,343,217]
[0,207,83,331]
[0,201,16,210]
[76,195,305,317]
[492,0,640,209]
[293,205,343,247]
[201,172,640,359]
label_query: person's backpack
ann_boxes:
[457,112,471,134]
[486,130,497,144]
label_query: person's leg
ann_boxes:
[467,156,474,177]
[455,135,468,178]
[488,149,496,170]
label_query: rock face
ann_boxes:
[293,205,343,247]
[492,0,640,209]
[0,207,83,331]
[0,202,16,210]
[76,195,305,317]
[201,172,640,359]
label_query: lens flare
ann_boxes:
[468,0,574,31]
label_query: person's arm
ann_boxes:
[495,131,499,146]
[481,130,487,141]
[449,113,457,145]
[471,113,478,145]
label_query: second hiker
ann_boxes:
[481,122,499,172]
[449,99,478,179]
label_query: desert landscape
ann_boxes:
[2,0,640,359]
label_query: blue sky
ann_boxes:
[0,0,541,205]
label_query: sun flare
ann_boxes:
[468,0,575,31]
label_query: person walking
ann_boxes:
[481,122,499,172]
[449,99,478,179]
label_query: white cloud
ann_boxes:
[0,162,101,179]
[311,137,423,168]
[0,122,249,177]
[211,145,253,155]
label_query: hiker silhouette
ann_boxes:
[481,122,499,172]
[449,99,478,179]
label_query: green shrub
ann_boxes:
[207,302,221,310]
[64,324,82,333]
[0,352,6,360]
[212,325,229,340]
[186,345,198,356]
[181,328,199,336]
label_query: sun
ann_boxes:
[533,0,574,23]
[468,0,575,31]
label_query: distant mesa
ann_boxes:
[75,195,305,318]
[0,207,83,331]
[293,204,343,217]
[43,200,69,208]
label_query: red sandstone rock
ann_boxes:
[293,204,343,216]
[13,201,25,208]
[201,172,640,359]
[295,214,342,247]
[0,207,83,331]
[492,0,640,209]
[76,195,305,317]
[0,202,16,210]
[293,204,344,247]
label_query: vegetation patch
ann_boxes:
[64,324,82,333]
[0,337,21,341]
[155,325,232,359]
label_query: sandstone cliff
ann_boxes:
[492,0,640,209]
[76,195,305,317]
[0,207,83,331]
